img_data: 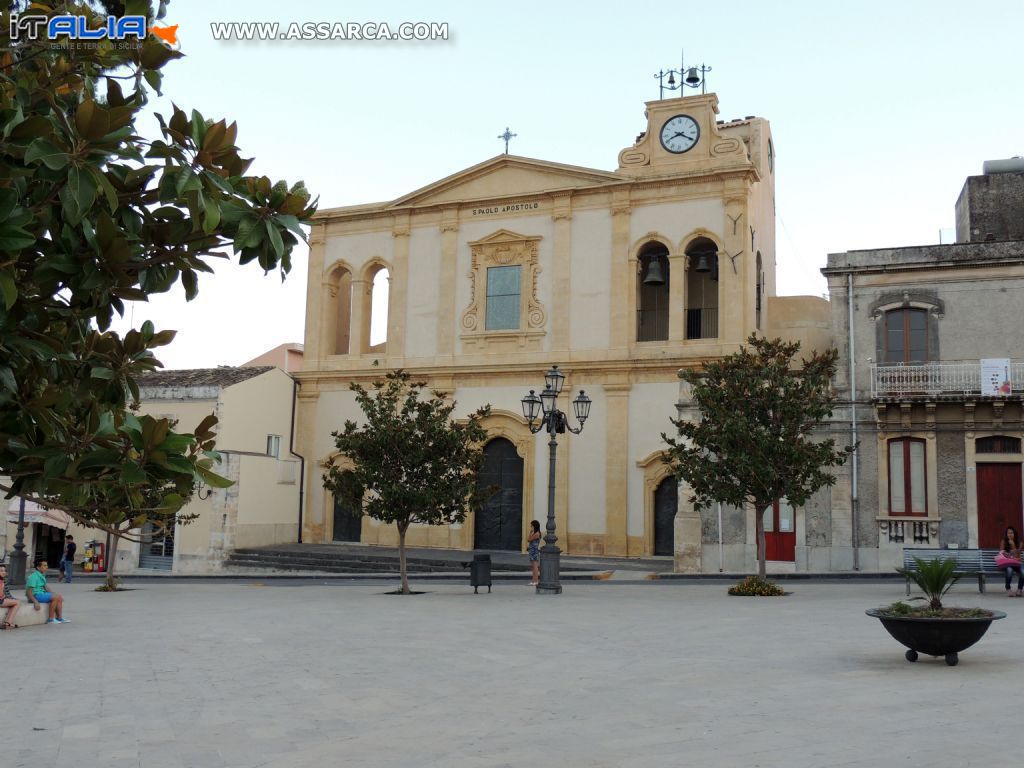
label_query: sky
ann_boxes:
[111,0,1024,369]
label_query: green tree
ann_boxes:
[323,371,492,595]
[0,2,315,546]
[663,335,853,578]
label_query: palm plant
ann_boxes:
[897,557,960,609]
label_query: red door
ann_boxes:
[977,463,1023,548]
[761,500,796,562]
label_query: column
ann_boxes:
[674,376,704,572]
[348,278,371,355]
[668,252,686,342]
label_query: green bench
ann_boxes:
[902,548,1003,595]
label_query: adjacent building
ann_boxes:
[821,163,1024,572]
[4,365,302,575]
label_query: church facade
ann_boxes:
[294,93,829,568]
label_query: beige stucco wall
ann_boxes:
[766,295,832,353]
[218,368,295,453]
[234,453,300,547]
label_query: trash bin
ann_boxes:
[470,554,492,593]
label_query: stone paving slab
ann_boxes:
[1,579,1017,767]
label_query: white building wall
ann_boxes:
[630,199,724,245]
[405,227,442,359]
[570,209,612,351]
[627,383,680,538]
[323,230,392,274]
[568,386,606,535]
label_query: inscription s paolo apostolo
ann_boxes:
[471,201,541,216]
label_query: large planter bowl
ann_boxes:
[865,608,1006,666]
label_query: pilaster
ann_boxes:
[610,191,632,350]
[437,208,460,357]
[349,279,371,355]
[304,226,326,364]
[551,193,573,351]
[604,380,631,555]
[389,215,411,359]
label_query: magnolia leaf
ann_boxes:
[196,464,234,489]
[24,138,68,169]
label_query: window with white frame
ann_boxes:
[888,438,926,515]
[266,434,281,458]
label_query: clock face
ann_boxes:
[660,114,700,154]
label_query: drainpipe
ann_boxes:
[288,376,306,544]
[848,272,859,571]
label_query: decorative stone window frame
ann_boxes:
[876,431,941,547]
[869,291,944,364]
[460,229,546,353]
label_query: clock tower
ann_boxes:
[617,93,754,177]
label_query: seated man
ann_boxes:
[0,562,19,629]
[26,559,67,624]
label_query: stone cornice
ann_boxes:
[312,168,759,226]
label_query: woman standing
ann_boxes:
[527,520,541,586]
[999,526,1024,597]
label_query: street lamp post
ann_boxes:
[521,365,592,595]
[9,497,28,586]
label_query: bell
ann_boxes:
[693,253,712,273]
[667,71,676,87]
[643,257,666,286]
[685,67,700,86]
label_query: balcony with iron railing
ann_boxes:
[870,361,1024,398]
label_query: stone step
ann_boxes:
[224,557,461,574]
[226,548,533,574]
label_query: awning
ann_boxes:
[6,498,71,529]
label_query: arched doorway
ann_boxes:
[475,438,524,551]
[654,476,677,556]
[332,473,362,543]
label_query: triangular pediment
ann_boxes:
[392,155,624,208]
[467,229,540,247]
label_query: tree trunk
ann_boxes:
[755,504,767,579]
[104,533,120,591]
[397,522,409,595]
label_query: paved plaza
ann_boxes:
[2,577,1016,767]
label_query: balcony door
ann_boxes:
[884,308,928,363]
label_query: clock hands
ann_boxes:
[667,130,696,141]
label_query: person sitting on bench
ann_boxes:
[0,563,19,629]
[999,527,1024,597]
[26,559,68,623]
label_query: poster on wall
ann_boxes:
[980,358,1012,396]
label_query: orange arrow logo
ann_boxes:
[152,24,178,46]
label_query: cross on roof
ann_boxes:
[497,126,517,154]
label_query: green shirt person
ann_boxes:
[26,559,67,624]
